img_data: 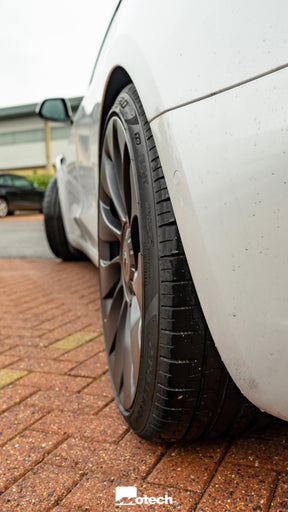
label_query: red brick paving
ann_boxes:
[0,258,287,511]
[147,440,230,493]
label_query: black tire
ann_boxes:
[98,84,269,442]
[0,197,8,218]
[43,175,86,261]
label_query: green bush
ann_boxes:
[24,174,53,190]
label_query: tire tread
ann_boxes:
[126,84,269,442]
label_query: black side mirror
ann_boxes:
[36,98,73,124]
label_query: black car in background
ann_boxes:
[0,174,45,217]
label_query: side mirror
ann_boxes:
[36,98,73,124]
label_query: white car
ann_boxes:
[38,0,288,441]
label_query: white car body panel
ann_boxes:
[152,67,288,419]
[58,0,288,419]
[87,0,288,120]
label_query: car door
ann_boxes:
[61,103,99,251]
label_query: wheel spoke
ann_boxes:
[110,302,127,395]
[121,305,134,408]
[103,284,124,355]
[99,255,121,299]
[100,152,126,223]
[99,200,121,242]
[132,252,143,314]
[130,295,141,390]
[116,298,142,409]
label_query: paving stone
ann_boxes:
[224,437,288,472]
[0,327,48,338]
[42,322,97,344]
[1,336,49,347]
[134,482,200,511]
[9,357,76,375]
[18,372,92,393]
[147,439,229,492]
[23,304,65,320]
[0,369,28,389]
[30,307,77,326]
[61,473,198,511]
[31,403,128,443]
[269,474,288,511]
[44,437,115,472]
[196,463,277,511]
[0,342,11,354]
[59,336,105,363]
[0,383,38,414]
[45,431,163,479]
[111,431,165,478]
[48,331,99,350]
[0,402,46,446]
[37,311,82,331]
[0,430,66,492]
[81,371,114,398]
[88,401,129,442]
[0,354,21,368]
[68,352,108,378]
[50,508,74,512]
[4,346,67,359]
[25,389,107,415]
[0,463,82,511]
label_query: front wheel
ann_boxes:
[98,84,269,442]
[43,176,86,261]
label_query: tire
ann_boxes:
[43,175,86,261]
[0,198,8,218]
[98,84,269,442]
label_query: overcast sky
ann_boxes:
[0,0,119,108]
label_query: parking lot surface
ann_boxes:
[0,257,288,511]
[0,214,54,258]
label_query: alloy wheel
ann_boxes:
[0,198,8,217]
[99,116,143,410]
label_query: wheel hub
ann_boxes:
[121,225,135,300]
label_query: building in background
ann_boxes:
[0,97,82,175]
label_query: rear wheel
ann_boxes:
[98,84,269,442]
[0,198,8,218]
[43,176,86,261]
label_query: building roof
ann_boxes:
[0,97,83,120]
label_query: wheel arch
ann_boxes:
[99,66,132,149]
